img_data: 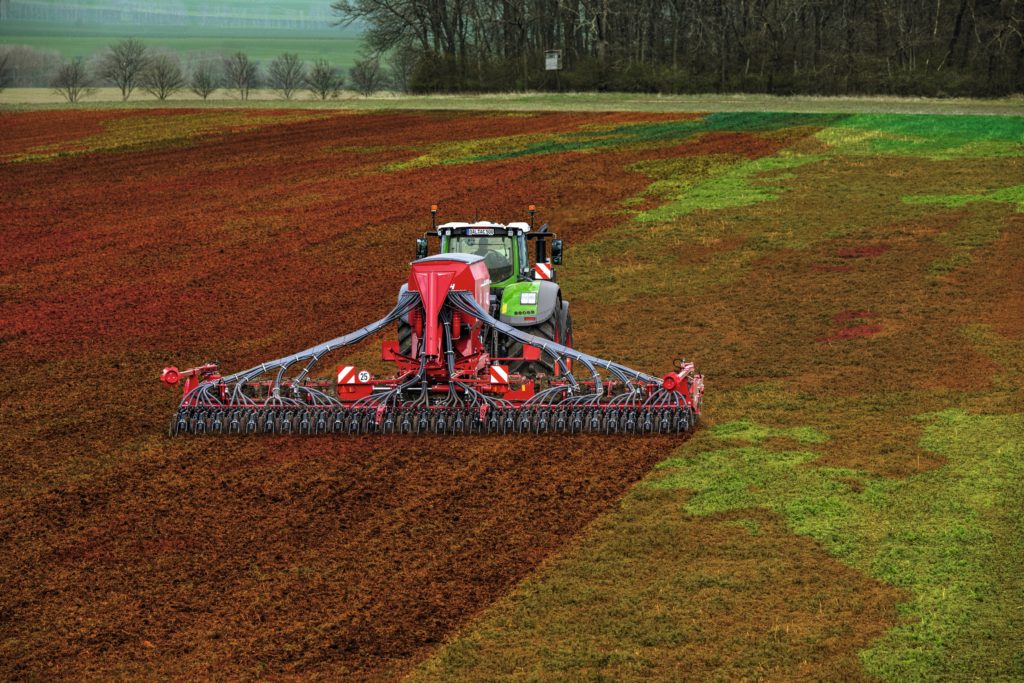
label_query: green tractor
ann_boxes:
[399,207,573,376]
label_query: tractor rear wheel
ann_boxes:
[507,302,572,378]
[507,316,557,377]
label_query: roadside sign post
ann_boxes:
[545,49,562,91]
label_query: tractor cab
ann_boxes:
[435,221,527,286]
[447,230,518,281]
[416,207,563,289]
[411,206,571,376]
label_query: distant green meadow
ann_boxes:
[0,21,363,66]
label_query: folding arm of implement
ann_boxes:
[160,253,703,435]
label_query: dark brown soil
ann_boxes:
[407,496,905,682]
[818,324,884,343]
[0,434,682,680]
[836,244,891,258]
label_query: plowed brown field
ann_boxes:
[2,435,681,680]
[0,109,693,680]
[5,107,1020,682]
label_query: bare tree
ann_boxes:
[387,44,419,93]
[268,53,306,100]
[222,52,259,100]
[190,60,220,100]
[1,46,62,88]
[349,57,385,96]
[98,38,148,101]
[0,50,10,93]
[141,54,184,100]
[305,58,344,99]
[51,58,92,103]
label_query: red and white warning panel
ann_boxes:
[489,364,509,384]
[337,366,372,383]
[534,262,552,280]
[336,365,374,399]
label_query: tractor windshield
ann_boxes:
[449,236,515,282]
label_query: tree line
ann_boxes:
[0,40,387,102]
[332,0,1024,96]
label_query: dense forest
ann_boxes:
[332,0,1024,96]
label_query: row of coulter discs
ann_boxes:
[171,406,699,436]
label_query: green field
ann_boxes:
[0,21,363,65]
[2,89,1021,116]
[2,0,340,31]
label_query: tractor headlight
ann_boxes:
[520,292,537,305]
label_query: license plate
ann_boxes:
[466,228,494,236]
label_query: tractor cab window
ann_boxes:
[449,236,515,282]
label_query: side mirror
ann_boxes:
[551,239,563,265]
[415,238,428,259]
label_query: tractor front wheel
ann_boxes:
[397,318,413,356]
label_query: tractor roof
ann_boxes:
[438,220,531,233]
[414,252,484,264]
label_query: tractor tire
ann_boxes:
[507,316,557,377]
[507,302,572,378]
[397,319,413,356]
